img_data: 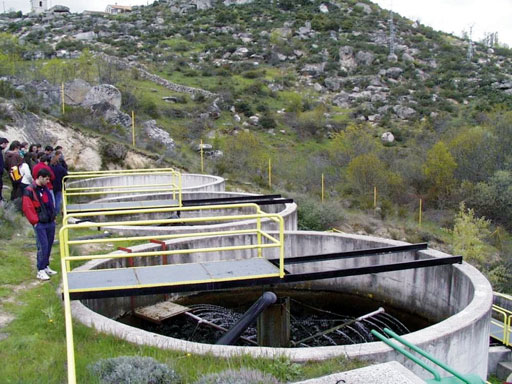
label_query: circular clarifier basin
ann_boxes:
[72,231,493,379]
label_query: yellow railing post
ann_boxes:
[373,186,377,208]
[268,158,272,189]
[419,198,422,227]
[61,82,65,115]
[257,215,262,258]
[200,139,204,173]
[60,226,77,384]
[321,173,324,203]
[131,111,135,147]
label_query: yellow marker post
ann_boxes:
[268,158,272,189]
[61,82,65,115]
[200,139,204,173]
[131,111,135,147]
[374,186,377,208]
[321,173,325,203]
[419,198,423,227]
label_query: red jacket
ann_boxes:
[32,163,55,190]
[22,182,55,226]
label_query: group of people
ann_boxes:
[1,138,68,281]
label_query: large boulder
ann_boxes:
[355,51,374,66]
[339,46,357,70]
[393,105,416,119]
[381,132,395,143]
[302,63,326,77]
[65,79,92,105]
[142,120,176,154]
[385,67,404,79]
[82,84,122,109]
[74,31,96,41]
[100,142,127,164]
[355,2,372,14]
[91,102,132,128]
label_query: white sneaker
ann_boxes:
[44,266,58,276]
[37,270,50,281]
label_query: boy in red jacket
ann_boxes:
[22,168,57,281]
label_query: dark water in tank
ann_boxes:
[117,288,432,347]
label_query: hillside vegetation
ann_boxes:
[0,0,511,292]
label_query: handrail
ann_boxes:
[494,292,512,301]
[370,329,441,381]
[60,202,286,384]
[491,303,512,347]
[61,168,182,216]
[372,328,484,384]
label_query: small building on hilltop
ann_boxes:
[30,0,48,14]
[105,4,133,14]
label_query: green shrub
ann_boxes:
[194,368,280,384]
[88,356,180,384]
[297,198,345,231]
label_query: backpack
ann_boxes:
[9,165,22,182]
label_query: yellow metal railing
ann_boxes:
[59,203,285,384]
[491,292,512,347]
[62,168,182,216]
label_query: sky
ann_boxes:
[3,0,512,46]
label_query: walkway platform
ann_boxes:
[491,322,511,345]
[67,258,281,295]
[66,199,179,213]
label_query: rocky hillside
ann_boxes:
[2,0,512,124]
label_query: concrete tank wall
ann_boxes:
[71,231,492,380]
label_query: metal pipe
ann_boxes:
[184,312,257,346]
[216,292,277,345]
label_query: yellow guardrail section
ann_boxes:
[491,292,512,347]
[59,203,285,384]
[62,168,182,216]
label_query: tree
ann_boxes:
[328,124,379,167]
[448,126,496,183]
[423,141,457,206]
[466,170,512,230]
[453,202,492,266]
[346,153,403,200]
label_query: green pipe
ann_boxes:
[382,328,482,384]
[370,330,442,381]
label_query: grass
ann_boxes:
[0,210,367,383]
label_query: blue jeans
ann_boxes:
[34,222,56,271]
[54,191,62,216]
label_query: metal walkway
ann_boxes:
[67,258,280,295]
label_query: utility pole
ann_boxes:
[467,25,474,61]
[389,11,395,57]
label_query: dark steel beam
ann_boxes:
[182,198,293,207]
[280,256,462,283]
[268,243,428,265]
[182,194,282,206]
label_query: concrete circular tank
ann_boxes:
[71,231,493,380]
